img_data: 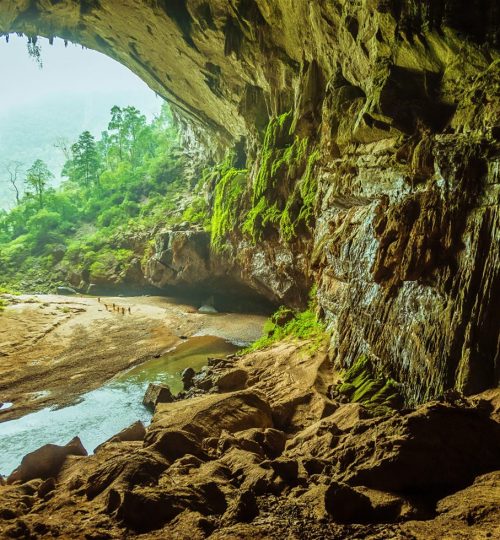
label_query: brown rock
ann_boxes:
[336,402,500,494]
[143,383,174,411]
[7,437,87,484]
[401,471,500,539]
[94,420,146,452]
[269,458,299,484]
[324,481,373,524]
[215,369,248,392]
[150,429,208,462]
[147,391,273,445]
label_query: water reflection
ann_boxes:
[0,336,238,476]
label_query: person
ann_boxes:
[121,307,125,315]
[128,307,131,314]
[98,297,101,303]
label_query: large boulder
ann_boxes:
[143,384,175,411]
[94,421,146,453]
[335,402,500,494]
[181,367,196,390]
[145,391,273,447]
[7,436,87,484]
[215,369,248,392]
[56,286,77,295]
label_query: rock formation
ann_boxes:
[0,1,498,537]
[1,342,499,538]
[2,0,496,400]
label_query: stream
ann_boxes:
[0,335,239,476]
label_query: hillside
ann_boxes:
[0,92,161,209]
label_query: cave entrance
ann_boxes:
[0,33,177,297]
[0,33,274,315]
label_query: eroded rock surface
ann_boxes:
[1,341,498,539]
[0,2,498,538]
[1,1,497,400]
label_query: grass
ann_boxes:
[244,287,327,352]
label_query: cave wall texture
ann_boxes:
[0,0,499,404]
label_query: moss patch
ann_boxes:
[244,287,327,352]
[210,156,248,251]
[336,355,402,415]
[242,112,320,243]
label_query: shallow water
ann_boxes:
[0,335,238,476]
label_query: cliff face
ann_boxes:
[1,1,499,402]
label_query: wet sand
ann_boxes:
[0,294,266,422]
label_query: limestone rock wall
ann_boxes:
[0,1,498,402]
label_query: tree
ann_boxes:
[3,161,24,205]
[107,106,147,165]
[68,131,101,187]
[108,105,125,160]
[25,160,53,209]
[54,137,72,161]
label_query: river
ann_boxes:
[0,335,239,476]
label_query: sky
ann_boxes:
[0,34,163,209]
[0,34,162,116]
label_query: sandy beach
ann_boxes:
[0,294,266,421]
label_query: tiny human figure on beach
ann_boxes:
[104,304,108,311]
[98,297,101,303]
[128,307,131,314]
[121,307,125,315]
[112,303,116,309]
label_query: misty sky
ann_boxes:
[0,34,162,117]
[0,35,163,208]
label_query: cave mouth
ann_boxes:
[0,33,273,316]
[0,34,169,296]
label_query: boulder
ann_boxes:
[401,471,500,539]
[223,490,259,524]
[181,367,196,390]
[198,305,218,314]
[336,402,500,494]
[151,429,208,462]
[7,436,87,484]
[215,369,248,392]
[113,420,146,442]
[145,391,273,447]
[324,481,373,524]
[143,384,174,411]
[94,421,146,452]
[268,458,299,484]
[56,286,77,295]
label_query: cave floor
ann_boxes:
[0,294,266,422]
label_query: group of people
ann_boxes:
[98,298,131,315]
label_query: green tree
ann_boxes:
[25,160,53,209]
[108,105,125,160]
[68,131,101,188]
[107,106,148,165]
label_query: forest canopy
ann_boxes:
[0,103,196,292]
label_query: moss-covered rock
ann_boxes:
[335,355,403,415]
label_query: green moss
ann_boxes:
[337,355,402,415]
[210,158,248,251]
[182,196,211,229]
[0,286,16,312]
[297,149,320,225]
[242,112,319,244]
[244,286,327,352]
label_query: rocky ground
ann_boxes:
[0,294,266,422]
[0,338,498,539]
